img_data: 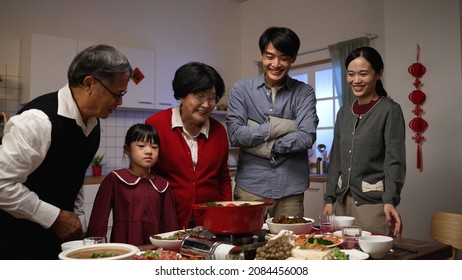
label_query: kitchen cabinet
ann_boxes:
[83,184,112,241]
[154,51,193,110]
[21,33,156,110]
[304,181,326,221]
[78,41,156,110]
[118,46,156,110]
[20,33,77,104]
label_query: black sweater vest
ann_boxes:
[0,92,100,259]
[17,92,100,210]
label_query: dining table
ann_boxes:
[138,235,452,260]
[382,237,452,260]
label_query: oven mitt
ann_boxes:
[242,119,275,159]
[264,116,296,141]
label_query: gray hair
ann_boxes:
[67,44,132,87]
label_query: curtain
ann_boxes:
[257,61,264,74]
[328,37,370,106]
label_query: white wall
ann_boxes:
[384,0,462,243]
[1,0,461,246]
[0,0,242,96]
[240,0,462,246]
[0,0,242,174]
[239,0,386,77]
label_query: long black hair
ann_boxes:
[345,46,388,97]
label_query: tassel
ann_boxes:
[416,144,422,170]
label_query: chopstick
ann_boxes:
[392,244,418,253]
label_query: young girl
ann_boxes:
[87,124,179,246]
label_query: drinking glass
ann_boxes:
[342,226,362,249]
[83,236,107,245]
[319,213,335,234]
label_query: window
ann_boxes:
[289,60,340,163]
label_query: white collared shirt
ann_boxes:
[171,106,209,168]
[0,84,97,229]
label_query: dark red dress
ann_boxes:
[87,169,179,246]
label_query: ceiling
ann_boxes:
[227,0,248,3]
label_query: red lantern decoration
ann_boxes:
[408,62,426,78]
[408,44,427,171]
[408,89,426,105]
[409,116,428,133]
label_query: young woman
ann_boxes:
[87,124,179,246]
[323,47,406,237]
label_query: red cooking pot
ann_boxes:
[192,201,273,234]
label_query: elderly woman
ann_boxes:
[145,62,232,228]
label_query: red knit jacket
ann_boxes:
[146,109,232,228]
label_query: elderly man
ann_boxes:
[0,44,132,259]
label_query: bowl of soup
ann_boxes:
[59,243,140,260]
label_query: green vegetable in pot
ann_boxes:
[203,202,223,206]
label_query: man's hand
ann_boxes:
[50,210,83,241]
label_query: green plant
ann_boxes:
[91,154,104,167]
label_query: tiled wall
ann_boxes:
[94,110,153,176]
[0,64,21,139]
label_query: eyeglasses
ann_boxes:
[192,93,220,105]
[93,77,127,100]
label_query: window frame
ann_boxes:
[289,59,339,164]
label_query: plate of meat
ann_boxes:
[149,227,205,251]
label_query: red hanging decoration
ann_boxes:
[408,44,427,171]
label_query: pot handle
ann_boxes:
[263,201,273,207]
[191,203,207,210]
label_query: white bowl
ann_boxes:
[266,217,314,234]
[149,230,184,251]
[358,235,393,259]
[333,216,355,230]
[61,240,85,252]
[59,243,140,260]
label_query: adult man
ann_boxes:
[0,44,132,259]
[226,27,319,217]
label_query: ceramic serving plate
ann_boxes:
[149,230,187,251]
[340,249,369,260]
[314,234,344,248]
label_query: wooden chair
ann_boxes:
[430,211,462,259]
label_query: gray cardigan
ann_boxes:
[324,97,406,207]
